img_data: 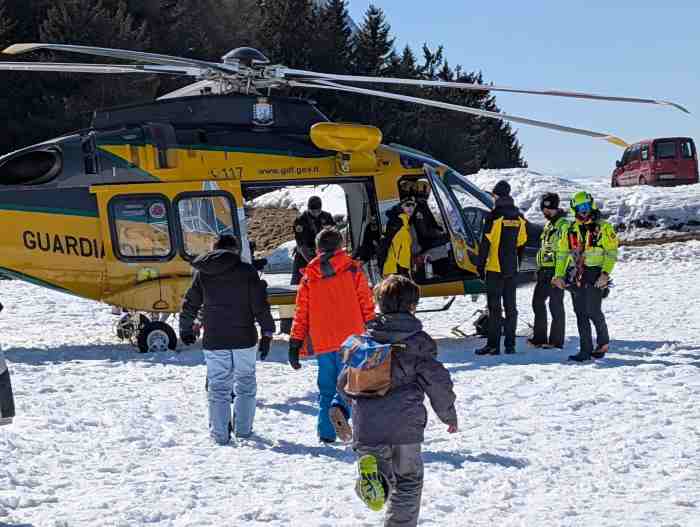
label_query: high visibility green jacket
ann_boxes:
[536,211,570,270]
[555,217,619,278]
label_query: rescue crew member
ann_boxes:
[280,196,335,333]
[412,180,451,276]
[0,301,16,427]
[475,180,528,355]
[380,196,420,277]
[552,191,618,362]
[529,192,569,349]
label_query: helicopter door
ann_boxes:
[424,166,479,274]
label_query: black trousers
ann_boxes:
[280,252,309,334]
[531,269,565,347]
[486,273,517,350]
[570,284,609,357]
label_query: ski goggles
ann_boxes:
[574,202,592,214]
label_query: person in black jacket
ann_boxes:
[475,180,528,355]
[180,234,275,444]
[280,195,336,334]
[0,301,15,427]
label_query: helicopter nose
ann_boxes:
[222,47,270,66]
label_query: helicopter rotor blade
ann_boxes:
[290,79,629,148]
[0,61,203,76]
[157,80,226,100]
[285,69,689,114]
[2,43,234,74]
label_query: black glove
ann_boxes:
[477,267,486,281]
[0,301,3,313]
[258,335,272,360]
[180,332,196,346]
[288,339,303,370]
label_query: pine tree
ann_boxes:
[39,0,152,129]
[352,4,394,76]
[257,0,317,68]
[313,0,352,74]
[0,0,16,47]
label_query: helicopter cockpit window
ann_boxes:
[176,194,236,258]
[444,169,491,241]
[110,196,173,260]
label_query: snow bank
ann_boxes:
[249,185,347,217]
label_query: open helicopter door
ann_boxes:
[424,165,480,275]
[91,179,244,313]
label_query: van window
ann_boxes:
[621,148,632,165]
[680,140,695,159]
[641,145,649,161]
[655,141,677,159]
[631,144,641,162]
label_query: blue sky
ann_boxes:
[347,1,699,180]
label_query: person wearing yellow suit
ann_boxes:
[380,196,420,277]
[552,191,619,362]
[475,180,528,355]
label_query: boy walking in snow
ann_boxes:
[337,275,458,526]
[288,227,375,443]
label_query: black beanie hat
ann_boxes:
[540,192,560,210]
[307,195,322,210]
[492,180,511,197]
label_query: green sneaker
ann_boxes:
[356,454,386,512]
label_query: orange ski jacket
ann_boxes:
[291,250,375,357]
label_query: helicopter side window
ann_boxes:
[444,169,491,241]
[109,196,174,261]
[175,193,237,259]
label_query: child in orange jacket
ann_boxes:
[289,227,375,443]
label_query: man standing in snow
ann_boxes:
[0,302,15,426]
[552,191,618,362]
[180,234,275,444]
[529,193,569,349]
[475,180,528,355]
[281,195,336,334]
[288,227,375,444]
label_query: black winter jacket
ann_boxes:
[294,210,336,263]
[337,313,457,446]
[180,250,275,350]
[476,196,528,277]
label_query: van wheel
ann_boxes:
[639,176,647,185]
[137,321,177,353]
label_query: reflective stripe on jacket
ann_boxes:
[555,218,619,278]
[536,212,570,269]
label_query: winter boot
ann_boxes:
[329,406,352,442]
[475,345,500,356]
[527,338,546,348]
[504,346,516,354]
[356,454,386,512]
[568,352,592,362]
[592,344,609,359]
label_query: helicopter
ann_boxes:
[0,43,689,352]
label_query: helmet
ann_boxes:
[399,179,416,197]
[540,192,560,211]
[413,180,431,198]
[570,191,596,216]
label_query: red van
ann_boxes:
[611,137,698,187]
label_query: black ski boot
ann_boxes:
[568,352,592,362]
[592,344,609,359]
[504,347,516,354]
[475,345,500,356]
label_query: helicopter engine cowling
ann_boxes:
[0,148,62,186]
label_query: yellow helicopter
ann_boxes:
[0,43,688,351]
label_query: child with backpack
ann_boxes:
[335,275,458,526]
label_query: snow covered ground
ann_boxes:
[2,241,700,526]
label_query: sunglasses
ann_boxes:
[574,202,592,214]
